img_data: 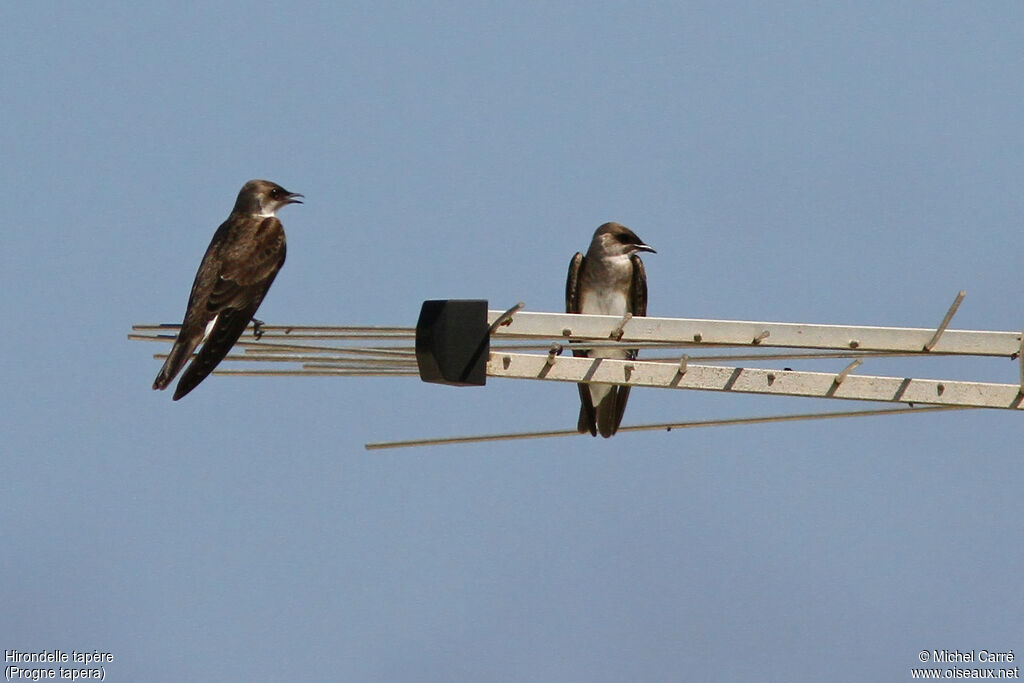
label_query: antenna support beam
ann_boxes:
[488,352,1024,411]
[488,310,1020,357]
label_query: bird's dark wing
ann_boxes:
[604,386,631,437]
[153,332,201,391]
[204,274,244,314]
[171,230,286,400]
[171,270,281,401]
[566,253,590,360]
[566,252,584,314]
[209,217,286,310]
[153,222,234,391]
[577,385,598,436]
[630,254,647,317]
[567,252,597,435]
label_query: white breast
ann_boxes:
[579,253,633,316]
[580,289,628,316]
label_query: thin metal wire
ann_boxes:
[130,324,417,343]
[128,333,180,343]
[234,355,418,366]
[487,301,526,335]
[132,323,415,333]
[245,348,417,358]
[214,368,418,377]
[238,347,417,360]
[491,341,703,351]
[302,363,417,371]
[364,405,967,450]
[151,350,418,364]
[639,350,956,363]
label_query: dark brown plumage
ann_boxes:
[153,179,301,400]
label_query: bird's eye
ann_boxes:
[269,188,283,199]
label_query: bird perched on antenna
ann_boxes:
[153,179,302,400]
[566,222,655,437]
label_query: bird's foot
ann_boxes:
[252,319,265,340]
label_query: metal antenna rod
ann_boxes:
[834,358,863,385]
[923,290,966,352]
[364,405,966,450]
[487,301,526,335]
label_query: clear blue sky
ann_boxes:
[3,3,1022,681]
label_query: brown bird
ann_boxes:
[566,222,655,437]
[153,179,302,400]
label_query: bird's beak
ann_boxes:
[635,244,656,254]
[285,192,304,205]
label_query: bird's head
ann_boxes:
[590,222,656,257]
[234,179,303,217]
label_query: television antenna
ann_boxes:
[130,291,1024,449]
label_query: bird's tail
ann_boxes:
[171,306,255,400]
[578,404,597,436]
[576,383,598,436]
[595,386,631,438]
[152,336,199,391]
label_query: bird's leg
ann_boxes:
[252,318,265,340]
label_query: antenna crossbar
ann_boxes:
[488,352,1024,411]
[488,311,1021,357]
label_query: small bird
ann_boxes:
[566,222,655,437]
[153,179,302,400]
